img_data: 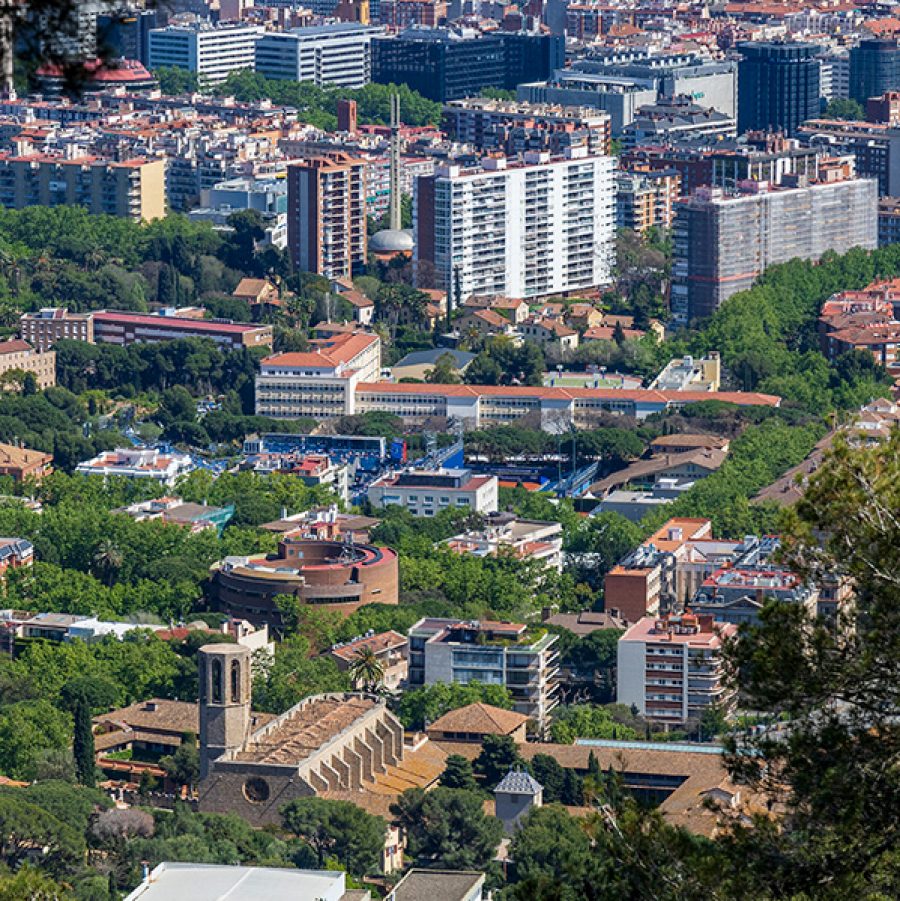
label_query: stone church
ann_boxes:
[197,643,439,826]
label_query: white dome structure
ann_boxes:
[370,228,414,255]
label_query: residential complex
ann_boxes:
[287,155,368,278]
[408,618,560,727]
[672,171,878,323]
[255,24,384,88]
[367,468,499,516]
[414,149,615,299]
[604,519,714,623]
[0,155,165,222]
[617,614,738,726]
[442,97,611,156]
[0,339,56,390]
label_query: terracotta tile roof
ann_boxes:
[329,630,406,663]
[0,442,52,468]
[427,703,528,737]
[0,339,33,355]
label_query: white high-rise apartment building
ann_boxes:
[148,22,261,86]
[256,24,384,88]
[414,147,616,300]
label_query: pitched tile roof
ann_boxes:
[427,703,529,736]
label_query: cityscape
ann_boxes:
[0,0,896,899]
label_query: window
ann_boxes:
[211,658,223,703]
[231,659,241,703]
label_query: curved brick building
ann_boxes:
[209,536,398,627]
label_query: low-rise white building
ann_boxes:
[368,468,499,516]
[444,513,563,570]
[75,448,195,487]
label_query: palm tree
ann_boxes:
[92,540,124,587]
[348,647,384,694]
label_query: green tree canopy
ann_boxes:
[390,787,503,871]
[280,797,385,876]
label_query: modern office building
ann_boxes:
[0,156,165,222]
[849,38,900,106]
[737,42,821,136]
[287,155,367,278]
[617,613,738,726]
[672,169,878,323]
[408,617,560,727]
[0,339,55,390]
[372,27,505,101]
[495,31,564,91]
[520,53,737,135]
[255,24,384,88]
[414,148,615,300]
[367,468,499,516]
[96,8,159,65]
[148,21,261,86]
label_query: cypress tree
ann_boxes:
[73,698,96,788]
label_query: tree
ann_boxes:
[280,797,385,877]
[824,98,864,120]
[91,539,123,587]
[530,754,566,803]
[347,646,384,693]
[508,804,593,886]
[390,787,502,870]
[425,352,462,385]
[473,734,525,789]
[396,682,513,730]
[160,733,200,790]
[0,866,70,900]
[717,431,900,898]
[439,754,478,792]
[72,698,95,788]
[0,796,84,877]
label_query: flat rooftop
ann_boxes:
[124,863,344,901]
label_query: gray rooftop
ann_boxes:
[124,863,345,901]
[388,870,485,901]
[394,348,475,369]
[494,769,543,795]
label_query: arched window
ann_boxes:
[231,659,241,703]
[211,658,223,704]
[198,659,206,702]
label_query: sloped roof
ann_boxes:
[427,702,528,736]
[495,768,542,795]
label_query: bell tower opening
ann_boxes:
[198,643,251,780]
